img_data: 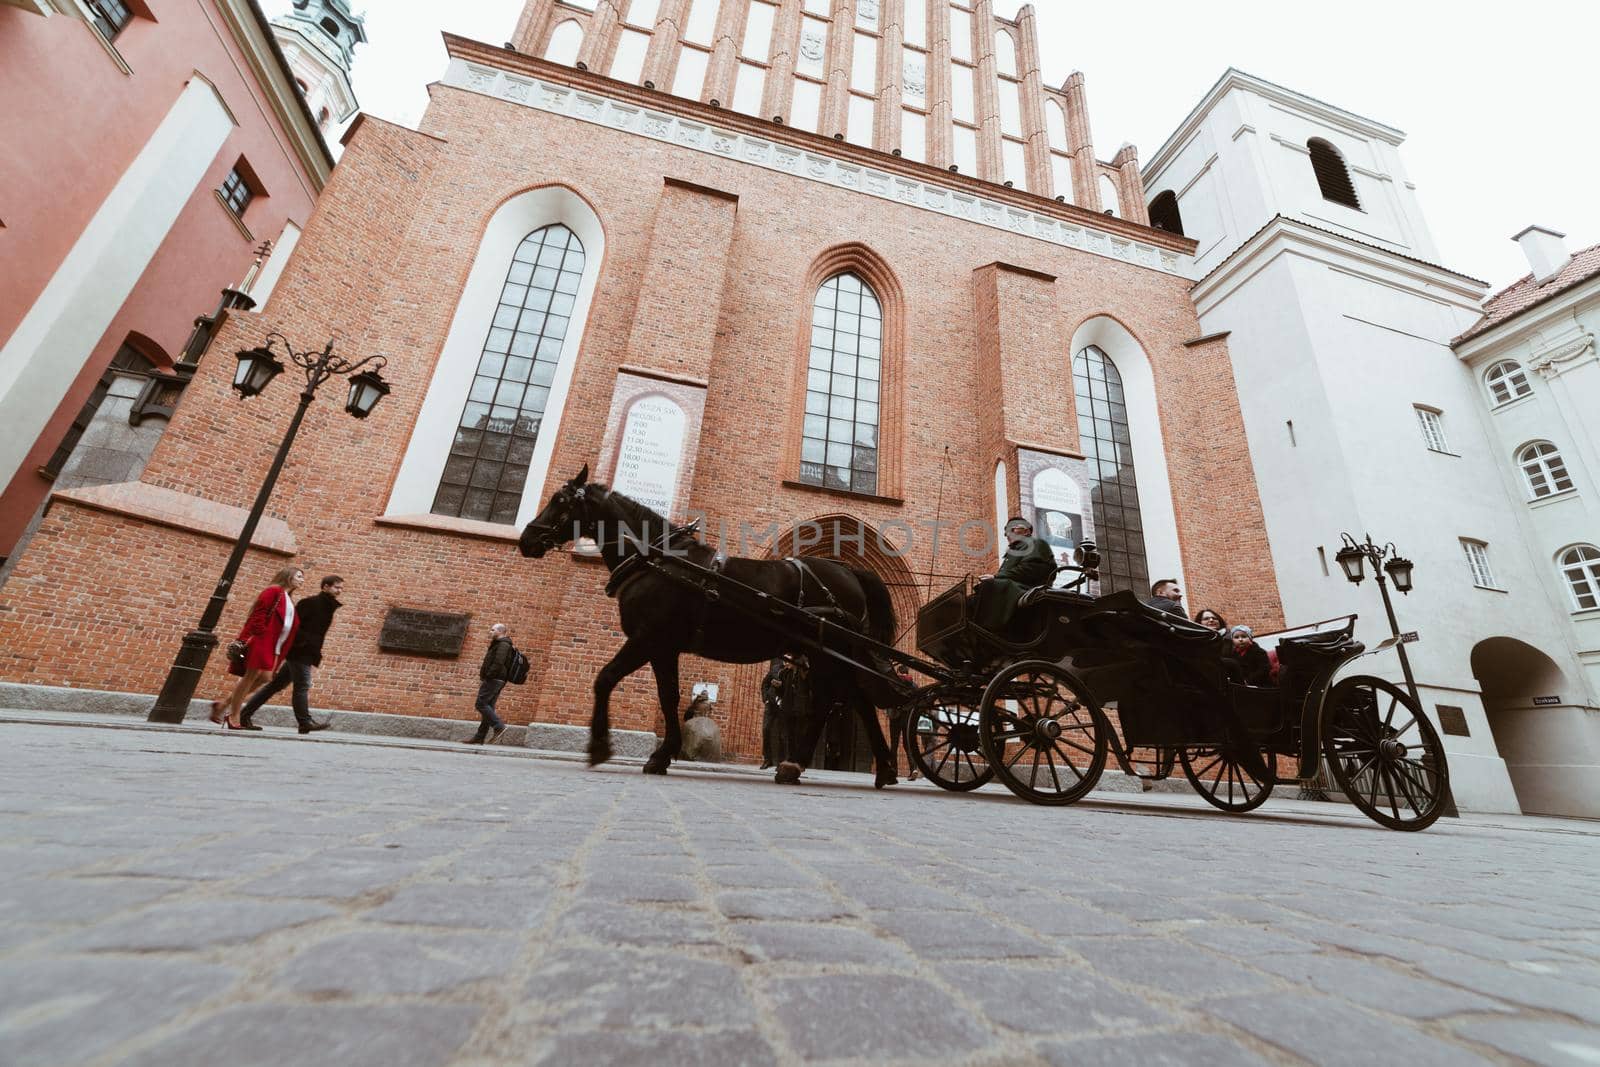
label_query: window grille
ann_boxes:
[1485,360,1532,406]
[799,273,881,496]
[86,0,133,40]
[432,224,586,524]
[1560,545,1600,611]
[1074,345,1149,594]
[219,168,253,217]
[1518,441,1574,499]
[1415,406,1449,453]
[1460,539,1496,589]
[1308,138,1360,208]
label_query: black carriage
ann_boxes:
[908,563,1452,832]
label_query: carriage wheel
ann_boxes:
[1321,675,1450,832]
[905,691,993,792]
[1179,744,1276,813]
[978,660,1108,805]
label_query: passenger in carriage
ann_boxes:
[1228,625,1274,687]
[1144,579,1186,617]
[972,517,1059,633]
[1194,608,1228,632]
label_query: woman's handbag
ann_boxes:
[226,640,248,665]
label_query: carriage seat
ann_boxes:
[1078,590,1227,657]
[1016,586,1094,611]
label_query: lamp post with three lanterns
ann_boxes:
[147,333,390,723]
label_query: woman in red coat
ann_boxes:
[212,566,303,729]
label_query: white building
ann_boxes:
[270,0,365,133]
[1451,229,1600,819]
[1142,69,1599,818]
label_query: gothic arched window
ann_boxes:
[1148,190,1184,236]
[545,19,585,66]
[1073,345,1148,593]
[1485,360,1532,406]
[1518,441,1574,499]
[799,273,881,495]
[1308,137,1360,209]
[432,224,586,524]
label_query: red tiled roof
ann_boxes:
[1455,242,1600,344]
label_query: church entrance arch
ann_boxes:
[1470,637,1599,818]
[723,513,919,774]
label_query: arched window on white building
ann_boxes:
[387,186,604,528]
[1485,360,1532,407]
[544,20,584,66]
[1073,344,1147,593]
[1518,441,1575,499]
[1308,137,1360,209]
[1560,545,1600,611]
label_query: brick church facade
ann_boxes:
[0,0,1280,761]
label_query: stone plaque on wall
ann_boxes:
[594,370,708,521]
[379,608,470,658]
[1436,705,1469,737]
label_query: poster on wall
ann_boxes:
[1016,449,1095,588]
[594,371,708,522]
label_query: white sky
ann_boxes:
[273,0,1600,292]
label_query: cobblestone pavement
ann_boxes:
[1,719,1597,1067]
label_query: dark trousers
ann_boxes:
[241,661,316,727]
[473,678,506,740]
[761,699,787,766]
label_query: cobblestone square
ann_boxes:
[1,719,1597,1066]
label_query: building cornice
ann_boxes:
[1191,216,1488,318]
[1144,68,1406,184]
[214,0,335,188]
[441,37,1195,279]
[1453,276,1600,363]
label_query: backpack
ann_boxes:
[505,645,531,685]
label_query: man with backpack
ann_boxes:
[463,622,526,745]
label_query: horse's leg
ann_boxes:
[643,653,681,775]
[589,636,652,767]
[852,692,899,790]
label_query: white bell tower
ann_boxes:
[271,0,367,132]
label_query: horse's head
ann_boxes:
[519,465,594,558]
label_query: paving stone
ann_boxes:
[1206,993,1497,1067]
[275,929,521,995]
[816,871,968,911]
[1451,1018,1600,1066]
[61,899,337,952]
[0,956,234,1067]
[703,863,819,890]
[0,876,187,925]
[526,1029,779,1066]
[1041,1031,1276,1067]
[526,948,757,1029]
[1075,890,1218,923]
[1181,924,1320,956]
[716,890,858,922]
[1250,951,1514,1019]
[580,875,702,904]
[1068,937,1276,999]
[554,902,723,947]
[235,847,432,899]
[763,974,992,1060]
[874,909,1058,959]
[107,837,306,880]
[121,1003,481,1067]
[369,882,549,929]
[0,844,115,882]
[736,922,917,966]
[943,961,1172,1035]
[1409,951,1600,1025]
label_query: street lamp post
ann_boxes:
[1334,531,1456,817]
[147,333,390,723]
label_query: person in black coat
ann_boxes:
[464,623,516,745]
[1229,625,1274,687]
[239,575,344,733]
[973,517,1060,633]
[760,658,786,770]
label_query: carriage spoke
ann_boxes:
[1042,746,1063,792]
[933,743,956,777]
[1029,746,1043,788]
[1383,694,1400,728]
[1004,742,1031,770]
[1047,740,1085,780]
[1192,753,1223,780]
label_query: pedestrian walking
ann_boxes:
[237,575,344,734]
[212,566,302,730]
[760,658,785,770]
[463,622,515,745]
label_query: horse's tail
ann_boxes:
[851,567,897,646]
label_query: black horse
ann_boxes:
[519,467,906,785]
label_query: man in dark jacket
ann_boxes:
[239,575,342,734]
[464,622,515,745]
[760,658,786,770]
[973,517,1059,633]
[1144,578,1186,618]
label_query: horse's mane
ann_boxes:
[590,484,672,532]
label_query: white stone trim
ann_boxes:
[440,59,1190,280]
[0,76,234,491]
[385,186,605,529]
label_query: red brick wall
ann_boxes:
[0,77,1280,760]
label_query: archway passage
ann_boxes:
[720,514,922,774]
[1471,637,1599,818]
